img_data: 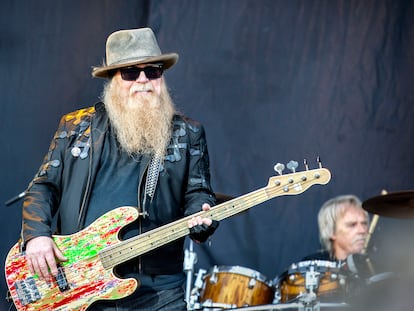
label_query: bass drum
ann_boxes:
[199,265,275,309]
[274,260,347,303]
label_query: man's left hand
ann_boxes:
[188,203,219,243]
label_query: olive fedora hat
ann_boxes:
[92,27,178,78]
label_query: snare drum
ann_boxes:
[275,260,347,303]
[199,265,275,309]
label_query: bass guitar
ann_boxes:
[5,166,331,310]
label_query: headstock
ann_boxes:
[266,158,331,197]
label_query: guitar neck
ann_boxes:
[98,189,266,269]
[99,168,331,269]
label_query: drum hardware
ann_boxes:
[208,265,220,284]
[248,277,258,289]
[187,268,207,310]
[297,300,319,311]
[201,300,238,310]
[223,302,349,310]
[184,240,199,310]
[193,269,207,291]
[304,265,319,296]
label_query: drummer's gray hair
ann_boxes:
[318,194,369,254]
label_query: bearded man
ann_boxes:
[20,28,218,311]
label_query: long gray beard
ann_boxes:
[102,79,175,158]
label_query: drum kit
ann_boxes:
[183,190,414,311]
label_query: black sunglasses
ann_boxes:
[119,65,163,81]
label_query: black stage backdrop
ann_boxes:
[1,0,414,310]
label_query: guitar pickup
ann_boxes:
[55,265,70,292]
[14,277,41,306]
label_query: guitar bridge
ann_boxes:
[14,277,41,306]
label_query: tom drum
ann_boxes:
[274,260,347,303]
[199,265,275,309]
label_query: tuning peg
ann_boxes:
[317,156,322,168]
[303,159,309,170]
[286,160,299,173]
[274,163,285,175]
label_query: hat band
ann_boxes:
[108,56,159,66]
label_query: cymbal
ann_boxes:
[362,190,414,218]
[215,192,234,204]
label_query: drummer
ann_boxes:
[304,194,369,261]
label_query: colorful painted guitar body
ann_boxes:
[5,207,139,310]
[5,167,331,310]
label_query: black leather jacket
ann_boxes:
[22,102,216,274]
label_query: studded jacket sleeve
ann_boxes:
[21,106,97,246]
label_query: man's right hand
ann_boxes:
[25,236,67,280]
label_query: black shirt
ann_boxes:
[86,127,184,291]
